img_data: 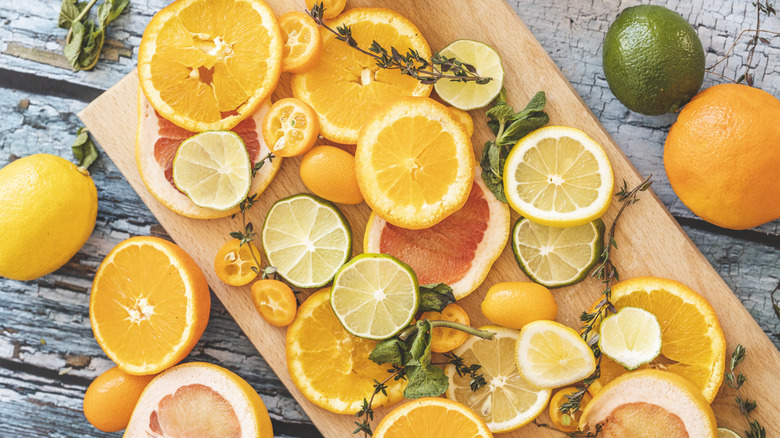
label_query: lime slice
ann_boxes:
[512,217,604,288]
[515,320,596,388]
[504,126,614,227]
[718,428,743,438]
[261,194,351,288]
[434,40,504,110]
[599,307,662,371]
[446,325,551,433]
[330,254,418,340]
[172,131,251,211]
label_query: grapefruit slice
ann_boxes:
[125,362,273,438]
[136,90,282,219]
[364,168,510,299]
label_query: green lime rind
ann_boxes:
[717,428,743,438]
[261,193,352,289]
[434,39,504,111]
[511,217,605,288]
[330,253,419,340]
[598,307,663,371]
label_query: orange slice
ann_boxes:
[356,97,475,229]
[373,398,494,438]
[261,97,319,157]
[292,8,432,144]
[137,0,283,132]
[90,236,210,375]
[213,239,260,287]
[279,11,322,74]
[305,0,346,19]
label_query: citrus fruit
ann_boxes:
[83,366,155,432]
[292,8,432,144]
[137,0,282,132]
[511,217,604,288]
[172,131,252,211]
[261,97,319,157]
[90,236,210,375]
[213,239,260,287]
[300,146,364,205]
[549,386,592,433]
[251,279,296,327]
[261,194,351,288]
[420,303,470,353]
[580,370,717,437]
[718,428,743,438]
[286,288,405,414]
[356,97,475,229]
[598,307,662,371]
[136,93,281,219]
[515,320,596,388]
[664,83,780,230]
[305,0,346,19]
[590,277,726,402]
[279,11,322,74]
[448,106,474,137]
[603,5,705,115]
[434,40,504,110]
[330,254,418,340]
[364,172,509,299]
[125,362,274,437]
[480,282,557,330]
[446,326,551,433]
[373,397,493,438]
[0,154,97,281]
[504,126,614,227]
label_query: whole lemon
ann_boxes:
[664,83,780,230]
[300,145,363,204]
[83,366,155,432]
[481,281,557,330]
[0,154,98,280]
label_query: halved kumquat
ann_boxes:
[279,11,323,74]
[261,98,320,157]
[251,279,297,327]
[214,239,260,287]
[420,303,470,353]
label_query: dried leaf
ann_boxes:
[71,126,99,169]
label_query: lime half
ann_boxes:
[434,40,504,110]
[330,254,418,340]
[262,194,351,288]
[173,131,251,211]
[512,217,604,288]
[718,428,743,438]
[599,307,662,370]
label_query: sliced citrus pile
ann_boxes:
[590,276,726,402]
[292,8,433,144]
[261,98,320,157]
[90,236,210,375]
[279,11,322,74]
[512,217,604,287]
[504,126,614,227]
[138,0,282,132]
[373,397,494,438]
[214,239,260,287]
[356,97,475,229]
[125,362,274,437]
[598,306,662,370]
[286,289,405,414]
[434,40,505,110]
[364,170,508,298]
[446,326,551,433]
[515,320,596,388]
[136,93,281,219]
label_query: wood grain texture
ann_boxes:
[77,0,780,436]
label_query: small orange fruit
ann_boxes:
[481,282,557,330]
[420,303,470,353]
[213,239,260,286]
[90,236,210,375]
[664,83,780,229]
[549,386,592,432]
[83,366,155,432]
[279,11,322,74]
[251,279,297,327]
[262,98,320,157]
[300,145,364,205]
[373,397,494,438]
[447,106,474,137]
[305,0,346,19]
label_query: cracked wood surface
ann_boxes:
[1,0,779,436]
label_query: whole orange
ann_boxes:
[83,366,155,432]
[664,83,780,229]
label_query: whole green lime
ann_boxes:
[603,5,705,115]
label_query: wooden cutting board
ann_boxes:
[79,0,780,435]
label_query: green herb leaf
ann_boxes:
[485,102,514,125]
[403,364,449,399]
[97,0,129,29]
[368,338,410,366]
[417,283,456,313]
[480,140,507,202]
[409,320,433,367]
[64,21,86,67]
[59,0,87,28]
[497,110,548,147]
[71,127,99,169]
[60,0,128,71]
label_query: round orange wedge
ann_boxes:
[279,11,322,74]
[373,398,494,438]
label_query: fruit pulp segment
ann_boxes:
[514,219,598,282]
[384,405,488,437]
[150,384,241,438]
[513,137,601,212]
[269,105,308,151]
[282,19,313,59]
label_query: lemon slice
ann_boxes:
[172,131,251,211]
[261,194,351,288]
[434,40,504,110]
[599,307,662,370]
[515,320,596,388]
[504,126,614,227]
[512,217,604,288]
[445,325,551,433]
[718,428,743,438]
[330,254,418,340]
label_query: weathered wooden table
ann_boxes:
[1,0,778,436]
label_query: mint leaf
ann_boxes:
[60,0,128,71]
[59,0,86,29]
[480,141,507,203]
[369,338,410,366]
[409,320,432,367]
[97,0,129,29]
[64,21,85,67]
[520,90,547,113]
[497,110,548,147]
[403,364,449,399]
[71,127,99,169]
[418,283,455,313]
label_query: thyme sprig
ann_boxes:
[354,365,407,436]
[560,175,653,415]
[228,152,274,273]
[533,419,602,437]
[305,3,492,85]
[443,352,487,391]
[727,345,766,438]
